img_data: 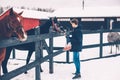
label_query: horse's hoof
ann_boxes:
[40,70,43,72]
[24,71,28,74]
[40,69,43,72]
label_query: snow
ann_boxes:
[2,33,120,80]
[51,7,120,18]
[13,8,51,19]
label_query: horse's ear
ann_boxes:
[18,11,23,15]
[9,8,15,16]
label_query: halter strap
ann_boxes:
[7,23,11,30]
[52,19,61,32]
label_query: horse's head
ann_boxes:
[50,17,66,33]
[7,8,27,41]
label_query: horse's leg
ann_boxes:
[2,47,12,74]
[24,50,43,74]
[110,45,112,54]
[26,50,33,65]
[0,48,6,75]
[0,63,1,76]
[118,44,120,53]
[116,45,119,54]
[24,50,33,74]
[0,48,6,63]
[39,64,43,72]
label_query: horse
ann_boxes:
[107,32,120,53]
[107,20,120,54]
[0,8,27,75]
[2,17,65,74]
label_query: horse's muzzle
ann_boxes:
[19,28,28,41]
[20,33,27,41]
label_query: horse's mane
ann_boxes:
[0,8,11,20]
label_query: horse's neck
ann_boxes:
[0,19,11,39]
[0,16,8,25]
[0,19,7,29]
[0,9,10,20]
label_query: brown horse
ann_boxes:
[2,18,65,74]
[0,8,27,75]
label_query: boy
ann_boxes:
[64,18,83,79]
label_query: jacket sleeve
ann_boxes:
[66,35,71,43]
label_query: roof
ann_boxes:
[51,7,120,18]
[13,8,51,19]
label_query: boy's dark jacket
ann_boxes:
[67,25,83,52]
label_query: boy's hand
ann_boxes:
[63,43,71,51]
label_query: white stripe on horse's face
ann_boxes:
[17,17,21,22]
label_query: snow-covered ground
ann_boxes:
[0,0,120,80]
[2,33,120,80]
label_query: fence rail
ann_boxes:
[65,28,120,63]
[0,28,64,80]
[1,27,120,80]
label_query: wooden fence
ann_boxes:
[0,27,64,80]
[0,18,120,80]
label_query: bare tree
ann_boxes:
[107,20,120,54]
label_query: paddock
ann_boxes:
[5,33,120,80]
[1,32,120,80]
[0,7,120,80]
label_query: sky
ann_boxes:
[0,0,120,9]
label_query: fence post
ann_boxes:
[99,27,103,58]
[66,38,70,63]
[49,26,54,73]
[35,27,41,80]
